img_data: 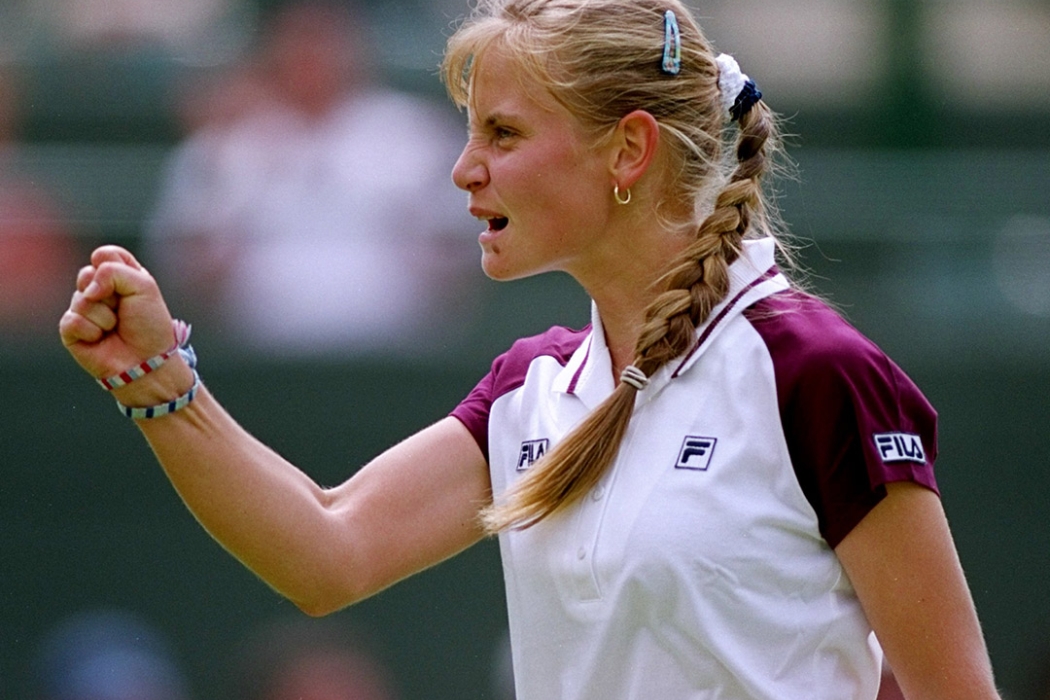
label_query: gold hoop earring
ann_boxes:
[614,185,632,205]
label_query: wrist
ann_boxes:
[99,319,202,419]
[111,356,197,411]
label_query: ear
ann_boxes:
[608,110,660,191]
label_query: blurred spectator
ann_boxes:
[0,64,82,345]
[31,608,192,700]
[167,59,270,137]
[228,615,398,700]
[145,0,479,359]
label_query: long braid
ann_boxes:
[481,102,777,533]
[636,102,774,375]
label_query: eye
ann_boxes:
[493,126,518,143]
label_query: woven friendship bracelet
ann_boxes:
[116,369,200,419]
[96,319,193,391]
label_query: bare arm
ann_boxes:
[835,482,1001,700]
[59,246,492,616]
[146,403,489,616]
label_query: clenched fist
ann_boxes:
[59,245,193,408]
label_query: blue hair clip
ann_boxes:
[662,10,681,75]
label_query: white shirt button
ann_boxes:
[577,547,587,560]
[591,485,605,501]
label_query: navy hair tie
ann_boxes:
[729,79,762,122]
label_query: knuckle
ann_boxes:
[69,291,88,313]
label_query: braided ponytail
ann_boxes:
[443,0,783,533]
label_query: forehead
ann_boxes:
[467,46,563,122]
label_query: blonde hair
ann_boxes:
[443,0,783,532]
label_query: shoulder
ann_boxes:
[484,324,590,398]
[745,290,881,372]
[743,289,924,411]
[450,325,589,460]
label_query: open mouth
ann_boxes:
[488,217,509,232]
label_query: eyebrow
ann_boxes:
[482,112,515,127]
[465,110,519,135]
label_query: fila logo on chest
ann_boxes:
[517,439,549,471]
[675,436,718,471]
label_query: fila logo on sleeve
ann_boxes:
[517,439,549,471]
[675,436,717,471]
[873,432,926,463]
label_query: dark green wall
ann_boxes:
[2,358,511,700]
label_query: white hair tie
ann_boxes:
[715,53,762,122]
[620,365,649,391]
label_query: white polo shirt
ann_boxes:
[452,238,939,700]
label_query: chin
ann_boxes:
[480,253,540,282]
[481,262,522,282]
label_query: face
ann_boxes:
[451,47,615,282]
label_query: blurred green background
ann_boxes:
[2,0,1049,698]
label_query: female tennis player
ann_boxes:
[60,0,1001,697]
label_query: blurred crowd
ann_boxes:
[144,1,479,357]
[0,0,481,359]
[26,607,516,700]
[23,606,1050,700]
[29,608,399,700]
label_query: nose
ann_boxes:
[452,142,488,193]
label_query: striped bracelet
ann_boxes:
[96,347,179,391]
[106,319,201,419]
[96,319,193,392]
[116,367,200,419]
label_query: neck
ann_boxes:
[595,293,650,379]
[580,225,693,380]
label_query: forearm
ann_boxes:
[127,375,489,616]
[131,379,360,612]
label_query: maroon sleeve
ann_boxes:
[745,291,939,548]
[450,364,498,463]
[450,324,590,464]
